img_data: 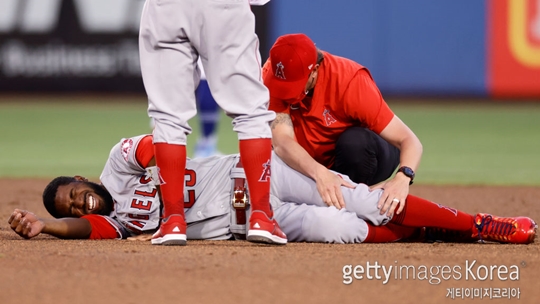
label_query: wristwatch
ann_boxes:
[397,166,415,185]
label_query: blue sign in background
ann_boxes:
[268,0,487,96]
[0,0,497,97]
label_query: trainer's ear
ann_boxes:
[73,175,88,182]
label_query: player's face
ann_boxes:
[304,67,318,93]
[283,65,319,104]
[54,181,114,217]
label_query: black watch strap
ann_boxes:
[397,166,415,185]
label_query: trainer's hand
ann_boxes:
[370,174,410,217]
[8,209,45,239]
[314,166,355,209]
[127,234,153,242]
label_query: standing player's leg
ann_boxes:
[139,0,198,245]
[199,0,286,245]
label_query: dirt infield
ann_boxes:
[0,179,538,304]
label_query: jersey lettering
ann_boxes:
[130,169,198,211]
[130,186,157,211]
[130,198,152,211]
[139,175,152,185]
[184,169,197,207]
[185,169,196,187]
[184,190,196,208]
[134,188,157,197]
[128,221,145,230]
[128,214,150,220]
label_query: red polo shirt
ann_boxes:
[264,52,394,168]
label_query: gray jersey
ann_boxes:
[100,135,237,240]
[100,135,390,243]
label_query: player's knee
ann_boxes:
[347,186,390,226]
[333,128,380,184]
[302,208,365,243]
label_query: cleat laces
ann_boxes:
[475,215,515,243]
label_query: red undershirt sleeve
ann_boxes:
[82,215,122,240]
[135,135,154,168]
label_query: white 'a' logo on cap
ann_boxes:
[275,62,286,79]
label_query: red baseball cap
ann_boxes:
[264,33,317,101]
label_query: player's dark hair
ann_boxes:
[316,48,324,64]
[42,176,76,218]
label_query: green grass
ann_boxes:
[1,96,539,185]
[390,100,540,185]
[0,95,238,179]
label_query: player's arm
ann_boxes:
[374,116,423,215]
[271,113,354,209]
[379,115,423,175]
[8,209,92,239]
[264,62,325,182]
[9,209,124,240]
[344,69,423,216]
[271,113,323,178]
[134,135,164,204]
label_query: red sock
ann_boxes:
[391,195,474,231]
[364,223,419,243]
[154,143,186,218]
[239,138,273,218]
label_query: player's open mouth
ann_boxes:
[88,195,96,210]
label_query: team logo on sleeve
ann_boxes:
[259,160,271,182]
[323,109,337,126]
[120,138,134,161]
[275,62,286,79]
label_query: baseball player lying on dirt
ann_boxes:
[8,135,537,244]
